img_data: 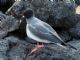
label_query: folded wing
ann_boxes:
[28,24,63,43]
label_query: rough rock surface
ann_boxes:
[58,30,71,42]
[26,46,75,60]
[0,12,8,39]
[69,21,80,39]
[68,39,80,49]
[0,0,80,60]
[0,0,14,12]
[8,39,28,60]
[75,0,80,5]
[68,39,80,60]
[0,39,9,60]
[0,16,20,32]
[0,12,20,39]
[6,1,33,20]
[0,36,79,60]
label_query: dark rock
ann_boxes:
[26,44,76,60]
[0,12,20,39]
[5,36,19,48]
[0,36,28,60]
[0,36,79,60]
[68,39,80,60]
[58,30,71,42]
[5,36,19,44]
[68,39,80,49]
[6,1,32,20]
[2,36,29,60]
[0,12,6,24]
[75,14,80,22]
[50,0,75,19]
[6,0,50,21]
[0,12,8,39]
[0,52,8,60]
[47,0,77,29]
[73,50,80,60]
[75,0,80,5]
[0,39,9,60]
[0,39,9,54]
[8,38,29,60]
[6,1,32,37]
[19,17,26,37]
[0,0,15,12]
[69,21,80,39]
[30,0,51,21]
[0,16,20,32]
[0,31,8,39]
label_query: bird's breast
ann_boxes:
[27,25,41,41]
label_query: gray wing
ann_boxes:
[28,24,63,43]
[41,21,63,41]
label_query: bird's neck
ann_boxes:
[27,16,37,24]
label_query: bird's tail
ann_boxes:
[49,32,77,50]
[50,42,77,50]
[56,35,77,50]
[58,39,77,50]
[62,42,77,50]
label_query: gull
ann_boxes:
[23,9,77,54]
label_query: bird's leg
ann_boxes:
[29,42,44,55]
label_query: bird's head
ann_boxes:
[23,9,34,19]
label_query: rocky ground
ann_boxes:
[0,0,80,60]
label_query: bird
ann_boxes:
[23,9,77,54]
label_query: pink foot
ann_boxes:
[29,43,44,55]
